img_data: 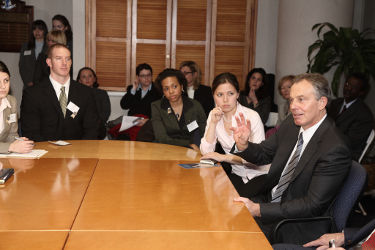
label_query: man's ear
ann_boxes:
[319,96,328,110]
[46,58,52,68]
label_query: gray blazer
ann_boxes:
[0,95,19,153]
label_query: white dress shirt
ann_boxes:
[50,76,70,100]
[200,102,269,183]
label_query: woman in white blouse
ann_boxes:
[200,72,269,197]
[0,61,34,153]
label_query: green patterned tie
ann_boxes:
[59,86,67,117]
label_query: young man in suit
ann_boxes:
[21,44,99,141]
[231,73,351,244]
[327,73,374,160]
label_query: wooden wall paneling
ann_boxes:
[96,41,127,90]
[248,0,258,72]
[95,0,129,90]
[85,0,96,68]
[126,0,132,88]
[136,44,167,78]
[133,0,171,82]
[172,0,211,85]
[209,0,218,86]
[175,45,206,84]
[215,45,245,86]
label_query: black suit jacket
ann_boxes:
[120,84,161,118]
[194,84,215,117]
[21,78,99,141]
[236,115,351,244]
[327,98,374,160]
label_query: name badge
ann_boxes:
[187,120,199,132]
[67,102,80,118]
[7,113,17,124]
[24,50,32,56]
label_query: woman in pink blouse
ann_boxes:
[200,72,269,197]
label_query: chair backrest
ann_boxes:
[358,129,375,163]
[332,161,367,231]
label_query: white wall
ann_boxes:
[254,0,279,74]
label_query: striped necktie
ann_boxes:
[272,132,304,203]
[59,86,67,117]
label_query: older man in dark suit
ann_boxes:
[327,73,374,160]
[231,73,351,244]
[21,44,99,141]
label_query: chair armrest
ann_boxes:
[272,216,335,243]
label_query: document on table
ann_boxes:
[48,140,71,146]
[119,116,143,132]
[0,149,48,159]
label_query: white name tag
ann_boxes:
[187,120,199,132]
[24,50,32,56]
[67,101,80,114]
[7,113,17,123]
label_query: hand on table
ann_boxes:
[233,197,260,217]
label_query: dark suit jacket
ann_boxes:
[19,42,48,87]
[151,95,206,147]
[21,78,99,141]
[194,84,214,117]
[120,84,161,118]
[327,98,374,160]
[236,115,351,244]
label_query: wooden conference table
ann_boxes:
[0,141,271,249]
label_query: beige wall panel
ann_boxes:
[176,0,207,41]
[175,45,207,85]
[97,0,127,38]
[216,0,246,42]
[214,46,245,89]
[136,44,166,80]
[137,0,167,39]
[96,41,127,89]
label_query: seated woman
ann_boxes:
[0,61,34,153]
[238,68,271,124]
[276,75,294,125]
[77,67,111,139]
[200,72,268,197]
[265,75,294,138]
[179,61,214,116]
[33,30,67,85]
[151,69,206,151]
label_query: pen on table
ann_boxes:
[15,137,24,141]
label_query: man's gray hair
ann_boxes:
[293,73,331,101]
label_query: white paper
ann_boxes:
[48,140,71,146]
[119,116,143,132]
[24,50,32,56]
[0,149,48,159]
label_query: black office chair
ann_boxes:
[272,161,367,244]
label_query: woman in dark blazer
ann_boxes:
[0,61,34,153]
[19,20,48,88]
[238,68,272,124]
[179,61,214,116]
[151,69,206,151]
